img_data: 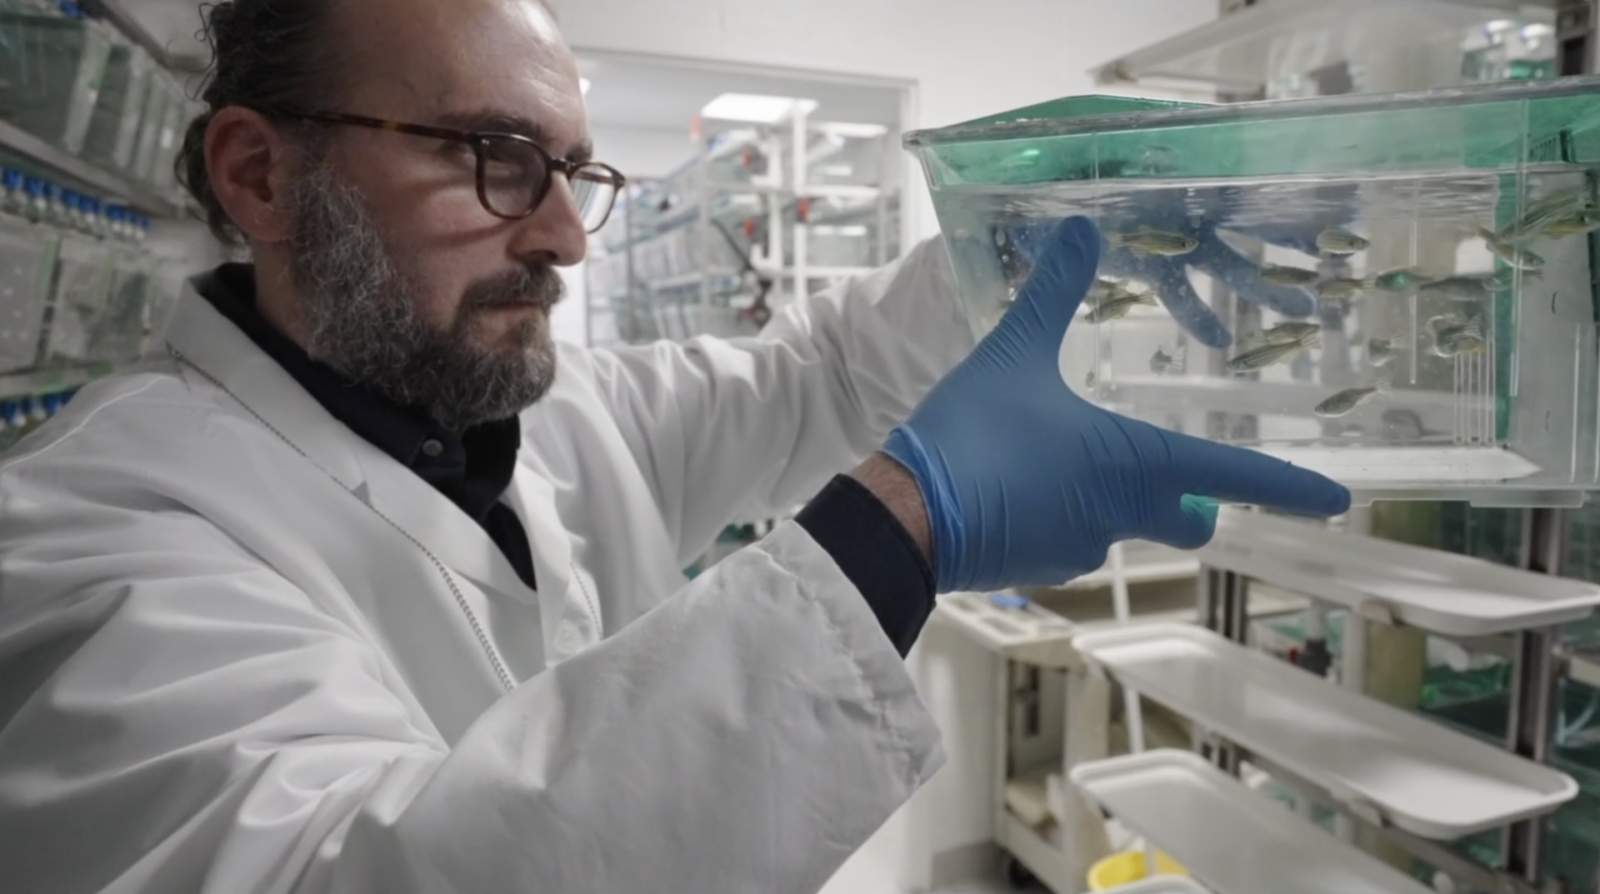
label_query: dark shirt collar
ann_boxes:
[193,263,522,524]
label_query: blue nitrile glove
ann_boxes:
[883,217,1351,594]
[1002,183,1359,348]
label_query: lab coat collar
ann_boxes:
[162,283,541,605]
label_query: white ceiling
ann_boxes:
[121,2,905,131]
[578,56,902,131]
[125,0,210,63]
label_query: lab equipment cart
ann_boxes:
[929,541,1210,893]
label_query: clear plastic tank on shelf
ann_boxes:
[81,41,153,172]
[90,215,152,362]
[128,72,173,183]
[905,77,1600,505]
[43,223,113,361]
[806,126,888,187]
[0,7,111,153]
[0,176,58,373]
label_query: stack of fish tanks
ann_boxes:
[908,75,1600,891]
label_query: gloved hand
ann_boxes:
[883,217,1351,594]
[1001,183,1359,348]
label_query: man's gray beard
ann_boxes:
[285,160,563,432]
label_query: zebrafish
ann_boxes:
[1108,226,1199,257]
[1542,208,1600,238]
[1316,228,1370,256]
[1315,382,1388,418]
[1496,184,1595,242]
[1478,225,1545,271]
[1259,263,1321,287]
[1085,289,1158,323]
[1434,326,1486,357]
[1087,276,1127,301]
[1417,275,1495,302]
[1366,267,1431,293]
[1149,346,1186,376]
[1227,333,1320,373]
[1316,277,1365,302]
[1428,313,1486,357]
[1367,337,1402,367]
[1245,321,1321,346]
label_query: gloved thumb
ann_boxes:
[989,216,1101,360]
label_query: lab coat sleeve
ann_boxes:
[581,236,972,564]
[0,491,942,894]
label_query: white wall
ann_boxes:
[552,0,1220,241]
[590,123,700,180]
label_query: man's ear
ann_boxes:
[205,107,307,245]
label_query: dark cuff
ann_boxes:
[795,475,936,657]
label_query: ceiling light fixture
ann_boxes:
[817,122,889,138]
[701,93,820,124]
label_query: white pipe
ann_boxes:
[1336,609,1366,844]
[1109,542,1158,879]
[1305,601,1328,641]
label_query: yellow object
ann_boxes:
[1087,851,1189,891]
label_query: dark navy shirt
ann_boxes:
[196,264,934,655]
[196,264,537,589]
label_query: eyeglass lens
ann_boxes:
[478,135,618,232]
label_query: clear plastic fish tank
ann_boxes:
[906,77,1600,506]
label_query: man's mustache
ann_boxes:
[464,266,565,310]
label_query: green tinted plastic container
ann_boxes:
[906,77,1600,506]
[81,42,153,171]
[0,10,111,153]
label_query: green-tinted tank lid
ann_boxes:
[957,94,1210,129]
[906,94,1212,149]
[906,77,1600,154]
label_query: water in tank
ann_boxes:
[906,78,1600,506]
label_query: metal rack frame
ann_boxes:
[1192,509,1578,894]
[585,114,895,347]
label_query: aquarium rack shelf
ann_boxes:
[1070,750,1436,894]
[1091,0,1528,94]
[1197,509,1600,636]
[0,119,186,218]
[1072,623,1578,838]
[0,363,113,402]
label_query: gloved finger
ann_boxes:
[1195,237,1317,317]
[995,216,1102,345]
[1142,494,1221,550]
[1145,261,1234,349]
[1158,428,1352,517]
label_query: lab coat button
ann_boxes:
[554,621,584,656]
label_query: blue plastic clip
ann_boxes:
[988,592,1031,610]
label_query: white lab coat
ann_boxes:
[0,237,973,894]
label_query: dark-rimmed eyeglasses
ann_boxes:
[269,109,625,233]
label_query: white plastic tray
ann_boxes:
[1100,877,1212,894]
[1072,624,1578,838]
[1197,509,1600,636]
[1071,751,1434,894]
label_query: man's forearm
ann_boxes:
[848,453,933,564]
[791,454,936,657]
